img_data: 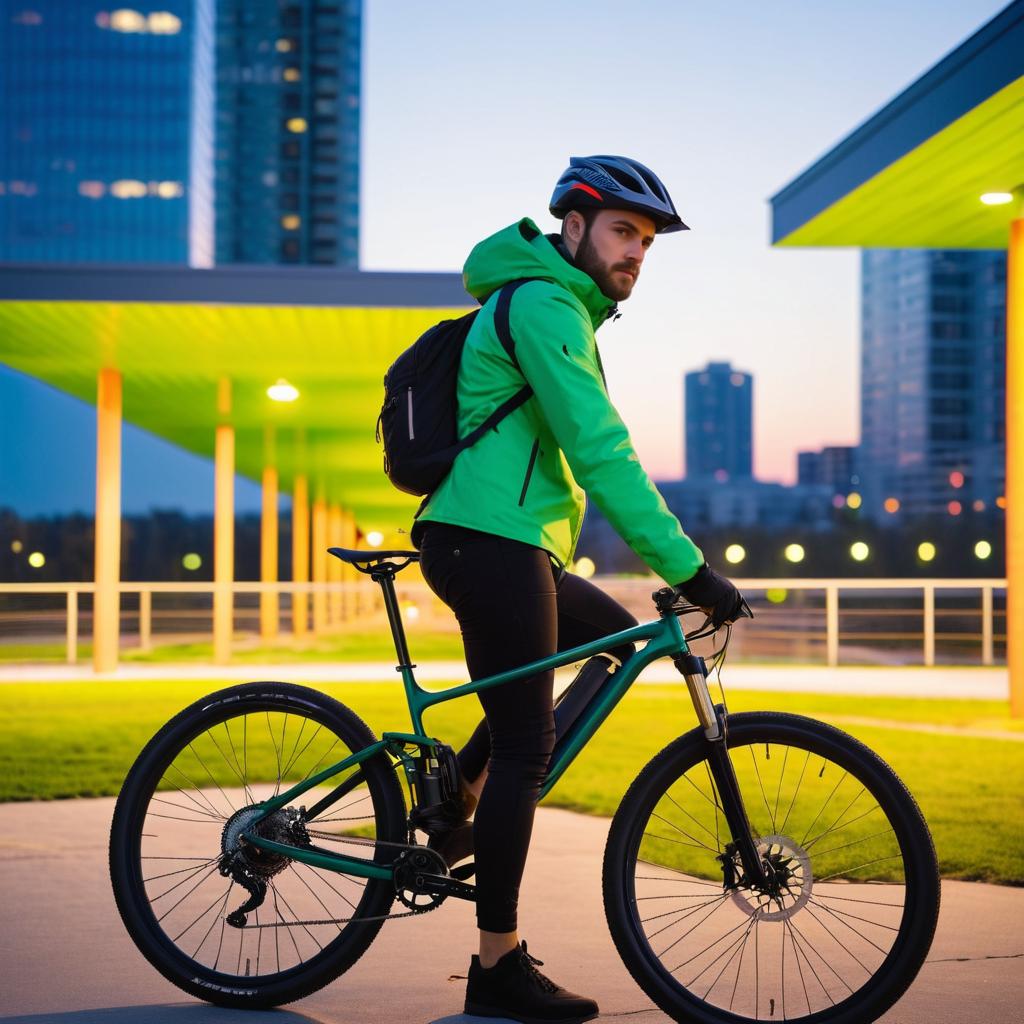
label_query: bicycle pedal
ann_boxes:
[451,861,476,881]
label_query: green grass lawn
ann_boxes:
[1,680,1020,883]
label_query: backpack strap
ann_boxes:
[457,278,540,450]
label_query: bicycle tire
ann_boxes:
[603,712,940,1024]
[110,681,407,1009]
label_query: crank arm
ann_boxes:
[414,871,477,903]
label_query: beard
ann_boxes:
[574,229,639,302]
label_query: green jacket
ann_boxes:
[416,217,704,586]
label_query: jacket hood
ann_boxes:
[463,218,615,330]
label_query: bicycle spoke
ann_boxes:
[650,811,721,854]
[805,804,887,852]
[665,904,745,970]
[659,895,730,960]
[748,745,777,833]
[192,883,234,960]
[143,855,220,884]
[798,767,848,847]
[812,825,896,860]
[186,741,238,817]
[663,789,721,848]
[803,902,873,973]
[643,829,717,854]
[162,761,228,819]
[778,749,811,835]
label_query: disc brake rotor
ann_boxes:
[729,834,812,922]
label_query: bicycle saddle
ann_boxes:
[328,547,420,573]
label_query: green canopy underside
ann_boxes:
[0,299,471,530]
[776,75,1024,248]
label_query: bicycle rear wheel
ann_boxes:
[110,682,406,1009]
[603,712,939,1024]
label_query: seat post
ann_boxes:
[372,566,414,669]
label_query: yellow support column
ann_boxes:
[1008,207,1024,717]
[93,367,122,673]
[342,507,358,620]
[312,494,328,633]
[213,379,235,665]
[328,503,343,626]
[260,465,279,642]
[292,475,309,640]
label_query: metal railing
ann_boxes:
[0,577,1007,668]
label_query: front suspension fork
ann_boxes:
[675,654,767,889]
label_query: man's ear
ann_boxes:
[562,210,586,252]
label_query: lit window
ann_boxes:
[147,11,181,34]
[276,38,293,52]
[12,10,43,25]
[110,9,146,33]
[729,373,746,387]
[286,117,308,133]
[884,497,900,514]
[713,468,729,483]
[846,492,862,510]
[78,180,105,199]
[156,180,183,198]
[831,494,845,509]
[973,499,986,512]
[283,67,301,82]
[111,179,146,199]
[281,214,301,230]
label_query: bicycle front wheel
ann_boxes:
[603,712,939,1024]
[110,682,407,1009]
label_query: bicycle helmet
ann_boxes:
[549,155,688,234]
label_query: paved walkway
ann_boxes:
[0,798,1020,1023]
[0,661,1009,699]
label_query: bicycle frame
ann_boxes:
[242,567,764,889]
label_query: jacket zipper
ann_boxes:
[407,386,415,440]
[518,439,540,506]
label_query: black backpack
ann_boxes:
[376,277,538,497]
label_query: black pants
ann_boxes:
[418,522,638,933]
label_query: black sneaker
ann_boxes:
[465,941,599,1024]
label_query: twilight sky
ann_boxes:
[1,0,1011,516]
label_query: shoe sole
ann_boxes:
[464,1001,599,1024]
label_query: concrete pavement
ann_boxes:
[0,798,1021,1024]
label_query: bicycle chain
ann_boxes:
[237,828,446,930]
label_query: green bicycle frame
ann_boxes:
[243,577,704,883]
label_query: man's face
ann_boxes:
[568,208,656,302]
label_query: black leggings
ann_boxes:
[418,522,638,933]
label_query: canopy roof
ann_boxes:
[770,0,1024,248]
[0,264,471,530]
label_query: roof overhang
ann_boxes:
[770,0,1024,248]
[0,264,472,531]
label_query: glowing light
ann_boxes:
[110,9,146,32]
[286,118,307,133]
[713,469,729,483]
[280,214,301,230]
[973,499,986,512]
[366,531,384,549]
[283,67,301,82]
[729,373,746,387]
[182,553,201,571]
[831,494,845,509]
[948,501,962,516]
[111,179,147,199]
[276,38,293,52]
[846,492,862,510]
[266,378,299,402]
[156,180,183,198]
[917,542,936,563]
[996,496,1007,509]
[766,588,787,604]
[849,542,869,562]
[949,471,965,488]
[28,551,45,568]
[78,180,105,199]
[404,604,421,621]
[974,540,992,560]
[884,497,900,514]
[980,192,1013,205]
[10,540,24,553]
[573,557,596,579]
[784,543,805,564]
[724,544,746,565]
[147,11,181,34]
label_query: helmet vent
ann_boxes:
[600,164,645,194]
[634,165,667,202]
[575,165,620,192]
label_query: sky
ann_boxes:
[1,0,1012,516]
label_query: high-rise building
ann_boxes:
[859,249,1006,519]
[214,0,360,266]
[797,445,858,498]
[0,1,360,268]
[0,4,202,263]
[684,361,753,481]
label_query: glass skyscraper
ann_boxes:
[0,3,198,263]
[684,361,753,481]
[0,0,360,267]
[214,0,360,266]
[859,249,1006,520]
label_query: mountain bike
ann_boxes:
[110,547,940,1023]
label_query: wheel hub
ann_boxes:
[221,804,307,879]
[729,834,812,921]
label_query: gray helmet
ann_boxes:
[549,155,688,234]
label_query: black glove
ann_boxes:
[675,563,746,629]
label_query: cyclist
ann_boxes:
[412,155,745,1024]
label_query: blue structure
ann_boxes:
[859,249,1006,520]
[214,0,361,266]
[0,3,197,263]
[684,362,753,481]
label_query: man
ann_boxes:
[413,155,745,1024]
